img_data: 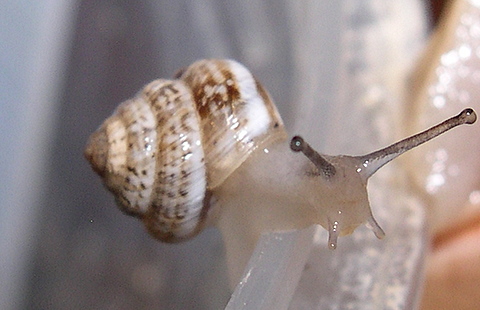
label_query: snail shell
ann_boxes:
[85,59,286,242]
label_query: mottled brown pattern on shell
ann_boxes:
[144,189,214,243]
[141,80,207,242]
[85,102,154,217]
[180,60,240,120]
[118,102,150,194]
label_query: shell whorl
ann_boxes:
[85,59,286,242]
[179,59,286,188]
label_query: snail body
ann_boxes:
[85,59,476,249]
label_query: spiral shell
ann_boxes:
[85,59,286,242]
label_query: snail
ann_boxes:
[84,59,476,250]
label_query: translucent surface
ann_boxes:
[226,227,317,310]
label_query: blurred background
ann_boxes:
[0,1,454,309]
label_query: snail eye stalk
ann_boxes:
[356,108,477,180]
[290,136,336,179]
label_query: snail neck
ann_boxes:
[214,138,375,285]
[215,139,321,287]
[216,139,320,234]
